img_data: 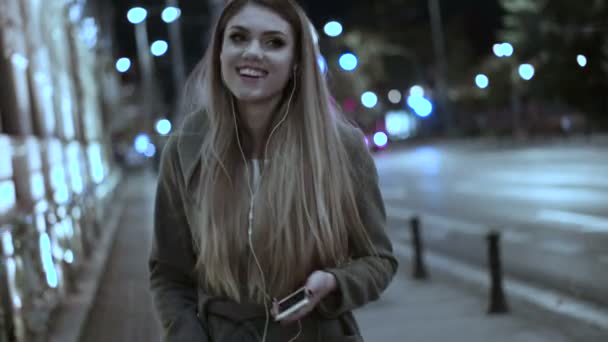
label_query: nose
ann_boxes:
[242,40,263,60]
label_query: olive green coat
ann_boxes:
[149,111,398,341]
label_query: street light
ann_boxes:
[493,42,514,58]
[151,40,169,57]
[339,53,358,71]
[373,132,388,148]
[493,44,503,57]
[577,54,587,67]
[361,91,378,108]
[156,119,172,136]
[134,134,151,154]
[162,6,181,23]
[115,57,131,73]
[144,144,157,158]
[427,0,452,132]
[127,7,147,24]
[324,21,343,37]
[388,90,402,104]
[518,64,535,81]
[127,6,156,129]
[475,74,489,89]
[493,42,525,134]
[407,95,433,118]
[501,43,514,57]
[409,85,424,97]
[165,0,187,114]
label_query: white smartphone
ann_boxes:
[274,287,311,321]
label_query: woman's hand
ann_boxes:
[273,270,337,324]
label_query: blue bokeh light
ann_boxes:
[385,111,413,139]
[151,40,169,57]
[475,74,489,89]
[493,44,503,57]
[361,91,378,108]
[324,21,343,37]
[156,119,172,136]
[577,54,587,67]
[493,42,514,57]
[339,53,358,71]
[116,57,131,73]
[127,7,147,24]
[501,43,514,57]
[162,6,181,23]
[409,85,424,97]
[134,134,150,154]
[519,63,535,81]
[144,144,157,158]
[407,95,433,117]
[373,132,388,148]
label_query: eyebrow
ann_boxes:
[227,25,288,37]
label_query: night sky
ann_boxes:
[304,0,503,57]
[112,0,503,102]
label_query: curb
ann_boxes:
[383,133,608,151]
[46,171,127,342]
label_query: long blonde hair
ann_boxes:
[182,0,374,303]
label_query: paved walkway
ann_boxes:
[356,266,578,342]
[75,169,585,342]
[79,170,160,341]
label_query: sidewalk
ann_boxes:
[49,170,587,341]
[46,169,161,342]
[78,169,160,342]
[355,260,577,342]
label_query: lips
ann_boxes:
[237,66,268,78]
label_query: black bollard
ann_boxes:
[486,231,509,314]
[410,216,428,279]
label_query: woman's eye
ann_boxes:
[266,38,285,48]
[229,33,246,43]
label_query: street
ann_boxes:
[376,141,608,307]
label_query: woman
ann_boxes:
[149,0,398,341]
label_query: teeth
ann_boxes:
[239,68,266,77]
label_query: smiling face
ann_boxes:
[220,3,296,104]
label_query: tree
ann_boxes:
[319,0,429,128]
[499,0,608,126]
[321,0,484,132]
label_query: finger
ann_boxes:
[270,300,279,317]
[304,281,327,302]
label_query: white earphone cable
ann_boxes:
[233,70,298,341]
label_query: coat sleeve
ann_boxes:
[317,127,398,319]
[149,137,209,341]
